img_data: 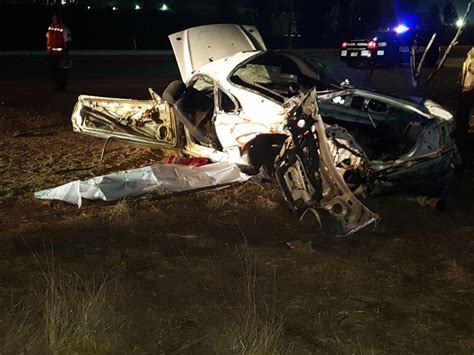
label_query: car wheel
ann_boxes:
[163,80,186,105]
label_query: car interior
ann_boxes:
[164,76,222,149]
[320,95,428,161]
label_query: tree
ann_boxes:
[442,1,457,25]
[295,0,396,47]
[424,3,443,30]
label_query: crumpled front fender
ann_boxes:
[275,89,379,237]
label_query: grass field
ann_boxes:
[0,56,473,353]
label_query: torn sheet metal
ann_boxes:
[275,89,379,236]
[71,89,181,149]
[34,163,249,208]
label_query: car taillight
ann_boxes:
[341,41,348,49]
[367,40,377,49]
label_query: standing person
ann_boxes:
[46,14,71,92]
[456,47,474,144]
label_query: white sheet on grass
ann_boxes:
[34,163,250,208]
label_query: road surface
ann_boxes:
[0,50,466,115]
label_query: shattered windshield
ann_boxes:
[230,53,318,102]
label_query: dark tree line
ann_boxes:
[442,1,457,25]
[241,0,458,47]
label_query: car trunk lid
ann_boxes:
[169,24,266,83]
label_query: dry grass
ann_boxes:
[0,303,42,353]
[0,250,118,353]
[33,273,112,351]
[255,195,279,210]
[107,199,134,226]
[206,192,232,209]
[209,247,292,354]
[445,259,466,282]
[221,319,287,355]
[206,182,279,211]
[206,183,258,209]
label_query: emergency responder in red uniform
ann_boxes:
[46,14,71,91]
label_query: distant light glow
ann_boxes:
[61,0,66,4]
[135,4,141,10]
[394,24,410,34]
[367,40,378,49]
[160,3,169,11]
[456,19,465,28]
[87,5,91,9]
[112,6,118,10]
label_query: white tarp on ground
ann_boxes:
[34,163,249,208]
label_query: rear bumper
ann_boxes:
[340,49,388,64]
[340,47,439,65]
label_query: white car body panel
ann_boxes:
[169,24,266,83]
[187,51,287,161]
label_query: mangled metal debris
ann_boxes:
[67,24,459,236]
[275,89,379,236]
[72,88,181,148]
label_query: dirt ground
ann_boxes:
[0,56,473,353]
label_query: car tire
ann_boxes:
[163,80,186,105]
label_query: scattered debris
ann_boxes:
[414,196,446,212]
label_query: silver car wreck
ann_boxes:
[71,24,458,236]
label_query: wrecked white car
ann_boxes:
[71,24,458,236]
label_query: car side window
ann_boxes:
[218,89,239,114]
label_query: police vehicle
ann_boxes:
[340,25,439,68]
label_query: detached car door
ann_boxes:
[71,89,182,149]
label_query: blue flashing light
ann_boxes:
[394,24,410,34]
